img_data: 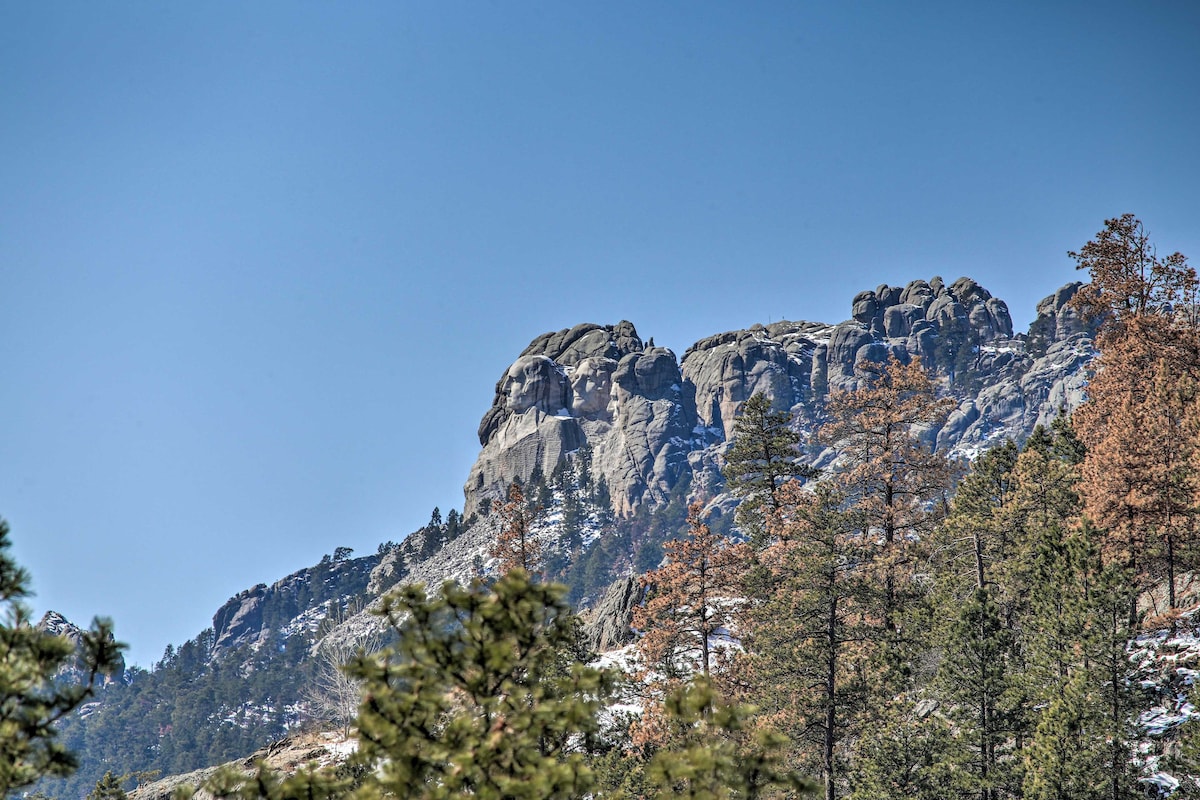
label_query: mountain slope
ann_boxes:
[44,275,1096,798]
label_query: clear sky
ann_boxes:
[2,1,1198,668]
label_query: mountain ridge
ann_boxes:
[41,274,1098,798]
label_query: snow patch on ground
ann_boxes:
[1130,604,1200,794]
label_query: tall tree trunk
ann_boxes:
[824,592,838,800]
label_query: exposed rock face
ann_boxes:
[129,731,356,800]
[476,322,644,446]
[467,322,701,516]
[580,575,642,652]
[212,584,267,651]
[464,277,1096,520]
[37,610,126,682]
[681,322,830,440]
[210,552,380,655]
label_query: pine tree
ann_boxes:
[937,587,1019,800]
[1021,672,1105,800]
[490,481,543,576]
[819,355,955,668]
[633,503,749,680]
[0,519,125,796]
[644,676,813,800]
[722,392,815,544]
[740,480,871,800]
[847,700,959,800]
[352,571,612,800]
[1069,213,1196,328]
[87,771,128,800]
[926,441,1026,800]
[1070,214,1200,619]
[932,439,1020,600]
[190,571,614,800]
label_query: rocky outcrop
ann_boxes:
[580,575,642,652]
[37,610,126,683]
[680,322,831,440]
[210,552,380,655]
[129,732,356,800]
[467,320,702,516]
[476,322,644,446]
[463,277,1096,522]
[212,585,267,651]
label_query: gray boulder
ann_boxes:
[883,303,925,338]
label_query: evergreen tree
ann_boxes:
[633,503,748,680]
[1069,213,1196,328]
[352,571,612,800]
[576,442,595,496]
[1022,672,1105,800]
[722,392,815,544]
[819,355,955,673]
[644,676,812,800]
[926,441,1026,799]
[1018,508,1135,800]
[86,771,128,800]
[937,587,1019,800]
[847,700,959,800]
[932,439,1020,600]
[0,519,124,796]
[594,475,614,520]
[490,481,543,576]
[191,571,615,800]
[740,480,871,800]
[1070,214,1200,618]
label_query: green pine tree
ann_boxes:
[645,676,813,800]
[739,480,871,800]
[87,771,128,800]
[926,440,1025,799]
[721,392,814,545]
[0,518,125,796]
[188,571,614,800]
[847,699,959,800]
[936,587,1020,800]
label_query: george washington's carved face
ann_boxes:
[570,357,615,419]
[504,355,566,413]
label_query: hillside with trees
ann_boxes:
[16,216,1200,798]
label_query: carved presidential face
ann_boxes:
[504,355,566,413]
[570,357,615,418]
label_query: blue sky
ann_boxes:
[2,1,1198,668]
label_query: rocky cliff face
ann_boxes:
[466,322,701,517]
[37,610,126,684]
[465,277,1097,521]
[209,551,380,656]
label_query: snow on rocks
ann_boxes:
[1130,603,1200,794]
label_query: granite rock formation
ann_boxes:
[580,575,643,652]
[467,322,701,516]
[37,610,126,684]
[210,551,380,655]
[464,277,1096,521]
